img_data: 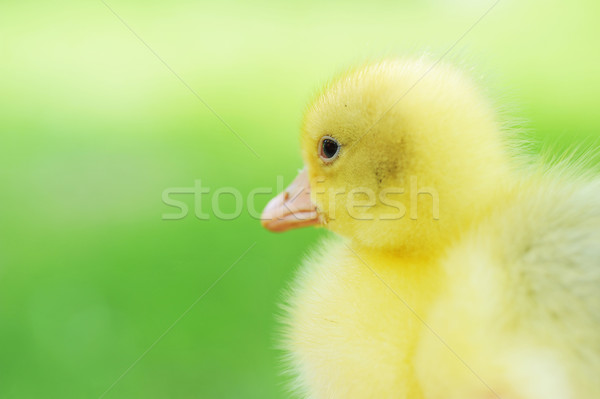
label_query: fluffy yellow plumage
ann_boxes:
[262,58,600,398]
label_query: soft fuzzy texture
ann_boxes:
[279,58,600,399]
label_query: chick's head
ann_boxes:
[265,59,511,255]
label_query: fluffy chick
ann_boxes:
[262,58,600,399]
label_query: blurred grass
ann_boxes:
[1,0,599,398]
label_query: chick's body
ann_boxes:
[285,246,442,398]
[268,59,600,399]
[418,175,600,399]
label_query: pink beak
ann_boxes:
[261,168,321,232]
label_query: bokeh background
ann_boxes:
[1,0,599,398]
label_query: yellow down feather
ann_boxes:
[280,58,600,399]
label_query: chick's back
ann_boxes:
[416,172,600,399]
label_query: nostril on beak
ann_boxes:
[261,168,321,232]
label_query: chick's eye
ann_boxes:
[319,136,340,162]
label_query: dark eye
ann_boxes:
[319,136,340,162]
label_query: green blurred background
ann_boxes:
[1,0,599,397]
